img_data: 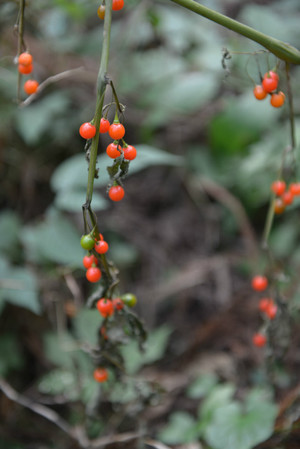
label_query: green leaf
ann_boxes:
[54,189,108,212]
[38,369,79,400]
[0,334,24,376]
[199,383,235,423]
[51,154,89,193]
[22,208,84,266]
[204,389,278,449]
[187,373,219,399]
[121,325,172,374]
[0,210,22,256]
[73,308,103,346]
[0,258,40,315]
[158,412,198,445]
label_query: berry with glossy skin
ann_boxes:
[123,144,137,161]
[95,240,109,254]
[271,180,286,196]
[121,293,137,307]
[112,0,124,10]
[109,185,125,202]
[270,91,285,108]
[109,122,125,140]
[18,52,33,66]
[80,234,95,250]
[106,142,122,159]
[79,122,96,139]
[100,118,110,133]
[93,367,108,382]
[18,63,33,75]
[97,4,105,19]
[274,197,285,215]
[83,254,98,269]
[86,266,102,283]
[264,302,277,320]
[259,298,273,313]
[282,191,294,206]
[113,297,124,310]
[289,182,300,196]
[97,298,114,317]
[262,71,279,92]
[251,275,268,292]
[252,333,267,347]
[24,80,39,95]
[253,85,267,100]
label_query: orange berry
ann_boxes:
[18,52,33,66]
[93,367,108,382]
[24,79,39,95]
[282,191,294,206]
[270,91,285,108]
[274,197,285,215]
[97,4,105,19]
[252,275,268,292]
[259,298,273,313]
[289,182,300,196]
[253,85,267,100]
[252,333,267,347]
[271,180,286,196]
[18,63,33,75]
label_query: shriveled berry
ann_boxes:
[112,297,124,310]
[252,333,267,347]
[251,275,268,292]
[109,122,125,140]
[274,197,285,215]
[97,4,105,19]
[109,185,125,202]
[86,266,102,283]
[123,144,137,161]
[93,367,108,382]
[79,122,96,139]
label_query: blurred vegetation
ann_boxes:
[1,0,300,448]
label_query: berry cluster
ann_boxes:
[253,70,285,108]
[81,233,109,282]
[251,275,278,348]
[79,115,137,202]
[18,52,39,95]
[97,0,124,20]
[271,180,300,215]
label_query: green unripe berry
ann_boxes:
[121,293,137,307]
[80,234,95,250]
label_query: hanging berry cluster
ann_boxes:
[271,180,300,215]
[253,70,285,108]
[18,51,39,96]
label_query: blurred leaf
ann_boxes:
[158,412,198,445]
[51,154,88,192]
[15,92,70,145]
[0,257,40,315]
[199,383,235,423]
[22,208,84,266]
[121,325,172,374]
[270,219,300,259]
[0,334,24,376]
[0,210,22,258]
[204,389,277,449]
[73,308,103,346]
[54,189,108,212]
[38,368,79,400]
[187,373,219,399]
[109,379,139,404]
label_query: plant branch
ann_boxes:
[16,0,25,103]
[169,0,300,64]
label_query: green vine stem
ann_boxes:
[169,0,300,65]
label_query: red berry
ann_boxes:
[253,85,267,100]
[97,298,114,317]
[95,240,109,254]
[289,182,300,196]
[79,122,96,139]
[271,180,286,196]
[24,79,39,95]
[282,191,293,206]
[93,367,108,382]
[18,52,33,66]
[264,302,277,320]
[274,197,285,215]
[112,0,124,10]
[97,4,105,19]
[112,297,124,310]
[109,123,125,140]
[86,266,102,283]
[99,118,110,133]
[109,185,125,202]
[252,333,267,347]
[251,275,268,292]
[83,254,98,269]
[264,70,279,82]
[18,63,33,75]
[123,144,137,161]
[106,142,122,159]
[270,91,285,108]
[259,297,273,312]
[262,76,278,93]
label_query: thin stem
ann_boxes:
[262,196,275,249]
[17,0,25,103]
[168,0,300,64]
[285,63,296,152]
